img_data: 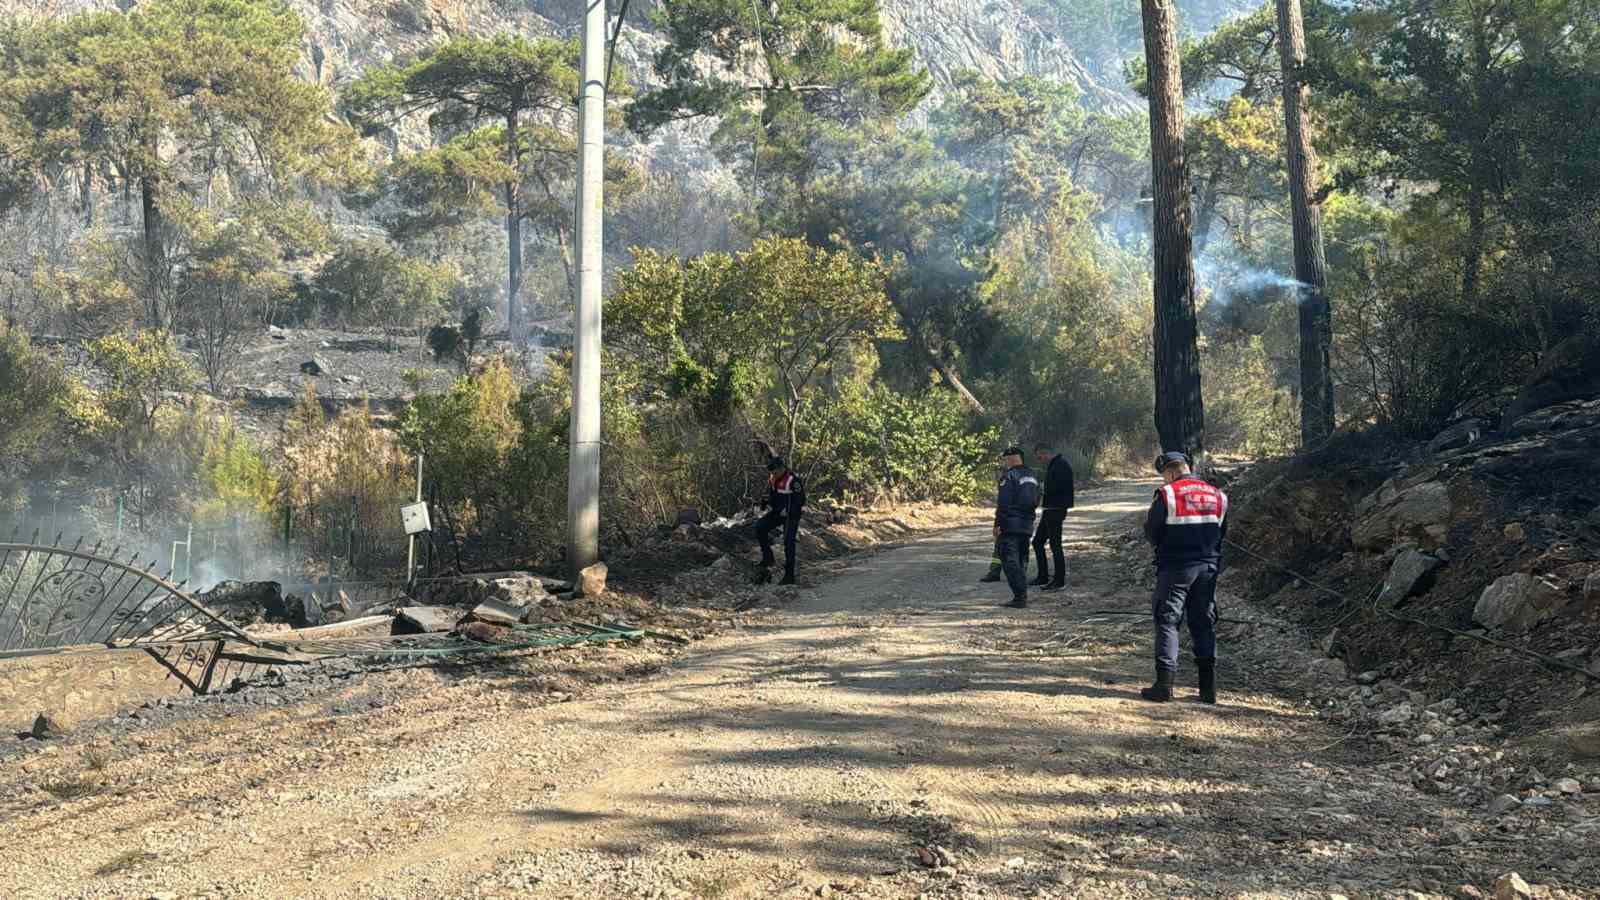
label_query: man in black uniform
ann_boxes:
[1029,442,1075,592]
[993,446,1040,609]
[756,456,805,586]
[1140,451,1228,704]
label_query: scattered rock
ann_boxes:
[391,606,460,635]
[576,562,608,598]
[929,867,958,881]
[1554,777,1582,795]
[1308,657,1347,680]
[30,712,65,740]
[1377,550,1444,606]
[1489,794,1522,815]
[459,621,510,643]
[1427,419,1487,455]
[300,356,330,377]
[1502,522,1526,542]
[1378,703,1416,726]
[1474,573,1570,631]
[467,598,528,627]
[1492,872,1533,900]
[1583,570,1600,614]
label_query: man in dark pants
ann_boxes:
[1029,443,1075,592]
[993,446,1040,608]
[1140,451,1228,704]
[756,456,805,585]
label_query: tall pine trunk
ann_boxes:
[505,104,525,343]
[1276,0,1335,445]
[140,175,167,330]
[1140,0,1205,461]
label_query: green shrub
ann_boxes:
[808,385,997,504]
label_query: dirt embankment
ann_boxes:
[1220,398,1600,777]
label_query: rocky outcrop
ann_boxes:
[1474,573,1570,632]
[1352,478,1453,550]
[1501,333,1600,429]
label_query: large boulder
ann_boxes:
[1501,333,1600,429]
[1474,573,1571,631]
[1352,480,1453,550]
[1377,550,1444,606]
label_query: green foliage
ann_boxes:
[629,0,931,219]
[975,188,1156,465]
[609,237,900,454]
[280,392,417,573]
[310,239,455,333]
[1309,0,1600,430]
[193,412,278,525]
[0,325,73,513]
[79,330,200,526]
[400,357,568,557]
[0,0,361,328]
[808,384,998,504]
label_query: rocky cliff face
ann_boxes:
[5,0,1186,114]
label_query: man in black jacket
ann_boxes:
[1140,451,1228,704]
[993,446,1040,609]
[1029,443,1075,592]
[756,456,805,586]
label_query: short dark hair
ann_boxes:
[1003,446,1024,457]
[1034,442,1053,453]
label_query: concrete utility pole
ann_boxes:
[566,0,606,575]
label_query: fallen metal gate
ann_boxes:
[0,537,677,695]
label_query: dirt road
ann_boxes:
[2,483,1594,899]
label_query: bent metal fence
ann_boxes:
[0,536,677,696]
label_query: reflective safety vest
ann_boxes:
[1144,476,1228,566]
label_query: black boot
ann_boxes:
[1008,593,1027,609]
[1140,669,1173,703]
[1042,576,1067,593]
[979,569,1002,583]
[1197,658,1217,705]
[753,567,772,585]
[1029,572,1051,587]
[779,565,797,586]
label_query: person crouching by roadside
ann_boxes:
[755,455,806,586]
[1140,451,1227,704]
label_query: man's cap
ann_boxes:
[1003,446,1024,457]
[766,456,786,472]
[1154,450,1190,472]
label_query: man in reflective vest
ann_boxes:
[756,456,805,586]
[1140,451,1228,704]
